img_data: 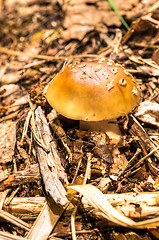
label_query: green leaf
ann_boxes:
[107,0,129,30]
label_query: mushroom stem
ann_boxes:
[80,120,122,143]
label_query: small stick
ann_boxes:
[34,106,68,205]
[0,47,99,61]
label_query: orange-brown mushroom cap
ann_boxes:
[46,59,141,121]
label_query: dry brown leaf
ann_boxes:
[0,71,22,85]
[135,100,159,127]
[0,121,16,163]
[152,49,159,65]
[0,84,19,98]
[7,95,29,114]
[62,0,121,40]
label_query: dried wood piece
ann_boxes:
[0,164,40,191]
[0,209,30,231]
[0,121,16,163]
[34,106,68,206]
[115,205,159,219]
[26,198,65,240]
[5,187,20,206]
[106,192,159,206]
[14,164,40,184]
[0,192,30,232]
[82,191,159,221]
[0,230,26,240]
[4,197,45,219]
[4,191,159,221]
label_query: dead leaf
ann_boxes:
[152,49,159,65]
[135,100,159,127]
[62,0,121,40]
[0,71,22,85]
[68,184,159,228]
[0,84,19,98]
[0,121,16,163]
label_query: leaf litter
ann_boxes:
[0,0,159,239]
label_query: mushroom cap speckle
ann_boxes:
[46,59,141,121]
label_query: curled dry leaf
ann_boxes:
[135,100,159,127]
[68,184,159,228]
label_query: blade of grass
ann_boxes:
[107,0,129,30]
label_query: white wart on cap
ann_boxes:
[46,59,141,122]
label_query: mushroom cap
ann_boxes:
[46,59,141,121]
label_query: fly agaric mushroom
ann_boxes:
[46,58,141,139]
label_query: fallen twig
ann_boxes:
[33,106,68,206]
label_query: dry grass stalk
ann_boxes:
[0,47,99,61]
[0,230,27,240]
[26,199,66,240]
[0,209,30,231]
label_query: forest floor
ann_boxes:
[0,0,159,239]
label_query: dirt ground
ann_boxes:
[0,0,159,239]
